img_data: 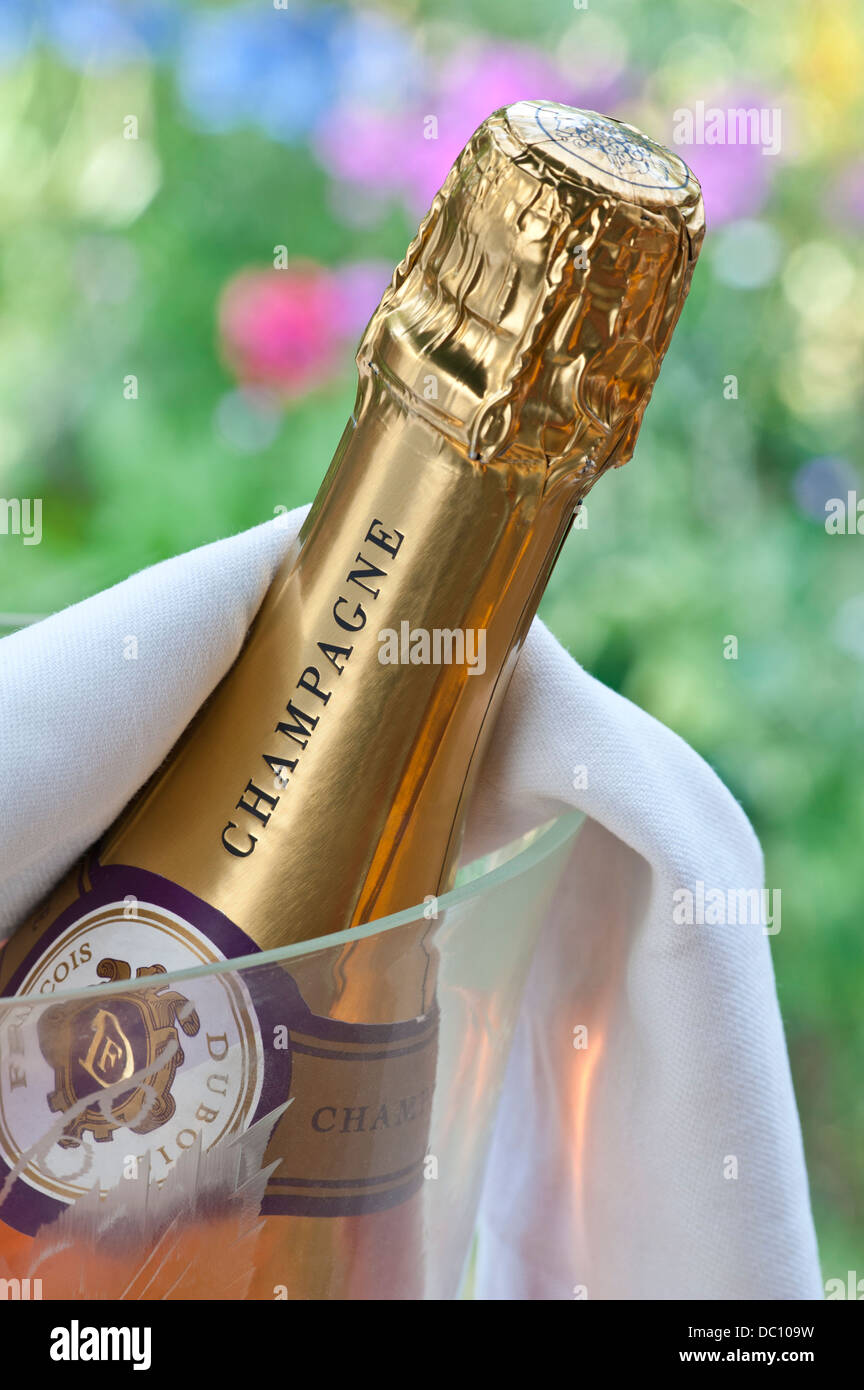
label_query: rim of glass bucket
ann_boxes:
[0,810,585,1006]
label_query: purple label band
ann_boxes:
[0,860,437,1233]
[263,1157,427,1218]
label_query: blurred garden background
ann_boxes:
[0,0,861,1287]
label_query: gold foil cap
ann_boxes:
[359,101,704,497]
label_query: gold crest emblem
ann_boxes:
[37,958,200,1147]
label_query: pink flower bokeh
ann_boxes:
[315,41,611,214]
[669,93,780,226]
[219,260,391,397]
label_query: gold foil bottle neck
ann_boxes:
[359,100,705,500]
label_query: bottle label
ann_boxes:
[0,862,436,1236]
[260,992,438,1219]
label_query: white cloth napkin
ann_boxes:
[0,507,821,1300]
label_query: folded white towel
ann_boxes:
[0,506,821,1299]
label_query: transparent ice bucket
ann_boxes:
[0,811,583,1300]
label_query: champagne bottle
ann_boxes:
[0,103,703,1296]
